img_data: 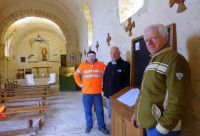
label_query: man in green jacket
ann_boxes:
[131,24,191,136]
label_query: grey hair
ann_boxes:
[144,24,168,39]
[111,46,121,53]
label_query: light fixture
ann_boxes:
[29,33,48,47]
[33,34,48,44]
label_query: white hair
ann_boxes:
[144,24,168,39]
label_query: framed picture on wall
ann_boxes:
[70,54,76,61]
[21,57,25,62]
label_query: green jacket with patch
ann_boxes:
[135,47,191,133]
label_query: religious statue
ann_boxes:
[41,47,48,61]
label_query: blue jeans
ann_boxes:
[146,128,180,136]
[82,94,105,129]
[106,98,111,121]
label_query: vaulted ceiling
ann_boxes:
[0,0,86,49]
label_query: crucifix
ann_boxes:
[125,18,135,36]
[96,41,99,51]
[106,33,111,46]
[169,0,187,13]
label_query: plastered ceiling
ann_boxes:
[0,0,86,50]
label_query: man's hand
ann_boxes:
[80,84,85,88]
[131,113,139,128]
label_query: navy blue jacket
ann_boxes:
[103,57,130,98]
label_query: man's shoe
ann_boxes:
[98,127,109,134]
[85,127,91,133]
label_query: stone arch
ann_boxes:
[0,9,72,47]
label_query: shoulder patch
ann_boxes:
[176,73,183,80]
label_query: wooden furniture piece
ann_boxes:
[17,69,24,79]
[0,92,55,102]
[25,68,32,74]
[0,83,51,136]
[32,66,51,77]
[0,107,48,136]
[59,67,79,91]
[110,87,144,136]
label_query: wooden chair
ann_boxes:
[47,73,56,84]
[25,74,35,86]
[25,68,32,74]
[17,69,24,79]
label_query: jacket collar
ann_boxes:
[116,57,123,64]
[110,57,123,65]
[151,46,171,58]
[86,58,98,64]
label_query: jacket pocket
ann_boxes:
[151,104,161,122]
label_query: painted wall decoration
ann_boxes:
[21,57,25,62]
[70,54,76,61]
[96,41,99,51]
[106,33,111,46]
[125,18,135,36]
[169,0,187,13]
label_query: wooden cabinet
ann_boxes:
[59,67,80,91]
[111,87,144,136]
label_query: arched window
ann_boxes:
[119,0,144,24]
[83,3,93,47]
[4,33,13,57]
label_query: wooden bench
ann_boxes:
[0,127,38,136]
[0,113,46,129]
[0,92,56,101]
[3,99,48,108]
[1,89,53,96]
[4,105,48,115]
[0,106,48,136]
[4,78,18,90]
[1,84,51,96]
[0,92,56,107]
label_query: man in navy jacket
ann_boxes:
[103,46,130,123]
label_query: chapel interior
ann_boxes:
[0,0,199,136]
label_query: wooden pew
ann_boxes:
[4,105,48,115]
[0,127,38,136]
[0,93,55,106]
[0,83,53,136]
[0,106,48,136]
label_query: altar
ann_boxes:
[32,66,51,77]
[16,77,49,86]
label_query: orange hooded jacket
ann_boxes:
[74,61,106,94]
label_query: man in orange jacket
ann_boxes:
[74,50,109,134]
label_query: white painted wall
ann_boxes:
[80,0,200,64]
